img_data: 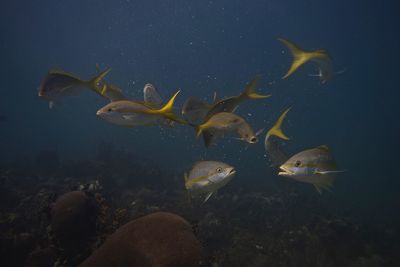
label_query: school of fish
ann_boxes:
[38,38,344,203]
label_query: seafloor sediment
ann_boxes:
[0,149,398,267]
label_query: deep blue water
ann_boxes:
[1,0,399,234]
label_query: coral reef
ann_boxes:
[79,212,203,267]
[0,150,399,266]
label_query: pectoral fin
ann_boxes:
[314,170,345,175]
[122,114,137,120]
[203,192,214,204]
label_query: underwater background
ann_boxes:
[1,0,399,266]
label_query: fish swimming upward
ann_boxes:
[278,145,344,194]
[264,108,291,166]
[184,161,236,203]
[96,90,186,127]
[38,68,111,108]
[278,37,333,83]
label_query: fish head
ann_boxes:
[208,165,236,184]
[243,133,258,144]
[96,101,128,125]
[278,152,316,178]
[278,146,335,178]
[236,122,257,144]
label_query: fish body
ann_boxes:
[38,68,111,108]
[96,90,185,127]
[278,145,343,193]
[195,112,258,145]
[264,108,291,166]
[185,161,236,203]
[278,37,333,83]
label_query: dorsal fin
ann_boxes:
[317,145,329,151]
[48,68,78,78]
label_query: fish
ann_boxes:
[184,161,236,203]
[278,37,333,83]
[278,145,344,193]
[205,75,271,120]
[38,68,111,108]
[96,90,186,127]
[181,76,270,125]
[194,112,258,146]
[264,108,291,166]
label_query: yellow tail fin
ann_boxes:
[155,90,186,124]
[242,75,271,99]
[278,37,316,79]
[266,108,291,140]
[87,68,111,93]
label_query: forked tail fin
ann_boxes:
[266,108,291,141]
[155,90,186,124]
[278,37,313,79]
[241,75,271,100]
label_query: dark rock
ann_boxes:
[24,246,57,267]
[79,212,203,267]
[51,191,98,253]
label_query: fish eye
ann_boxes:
[107,108,113,112]
[295,161,301,167]
[216,167,222,173]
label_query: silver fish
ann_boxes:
[278,145,344,193]
[184,161,236,203]
[195,112,258,146]
[96,90,185,127]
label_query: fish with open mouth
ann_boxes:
[278,145,344,193]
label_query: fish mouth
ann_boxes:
[228,168,236,176]
[96,110,103,116]
[249,136,258,144]
[278,166,293,176]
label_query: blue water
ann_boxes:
[0,0,399,265]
